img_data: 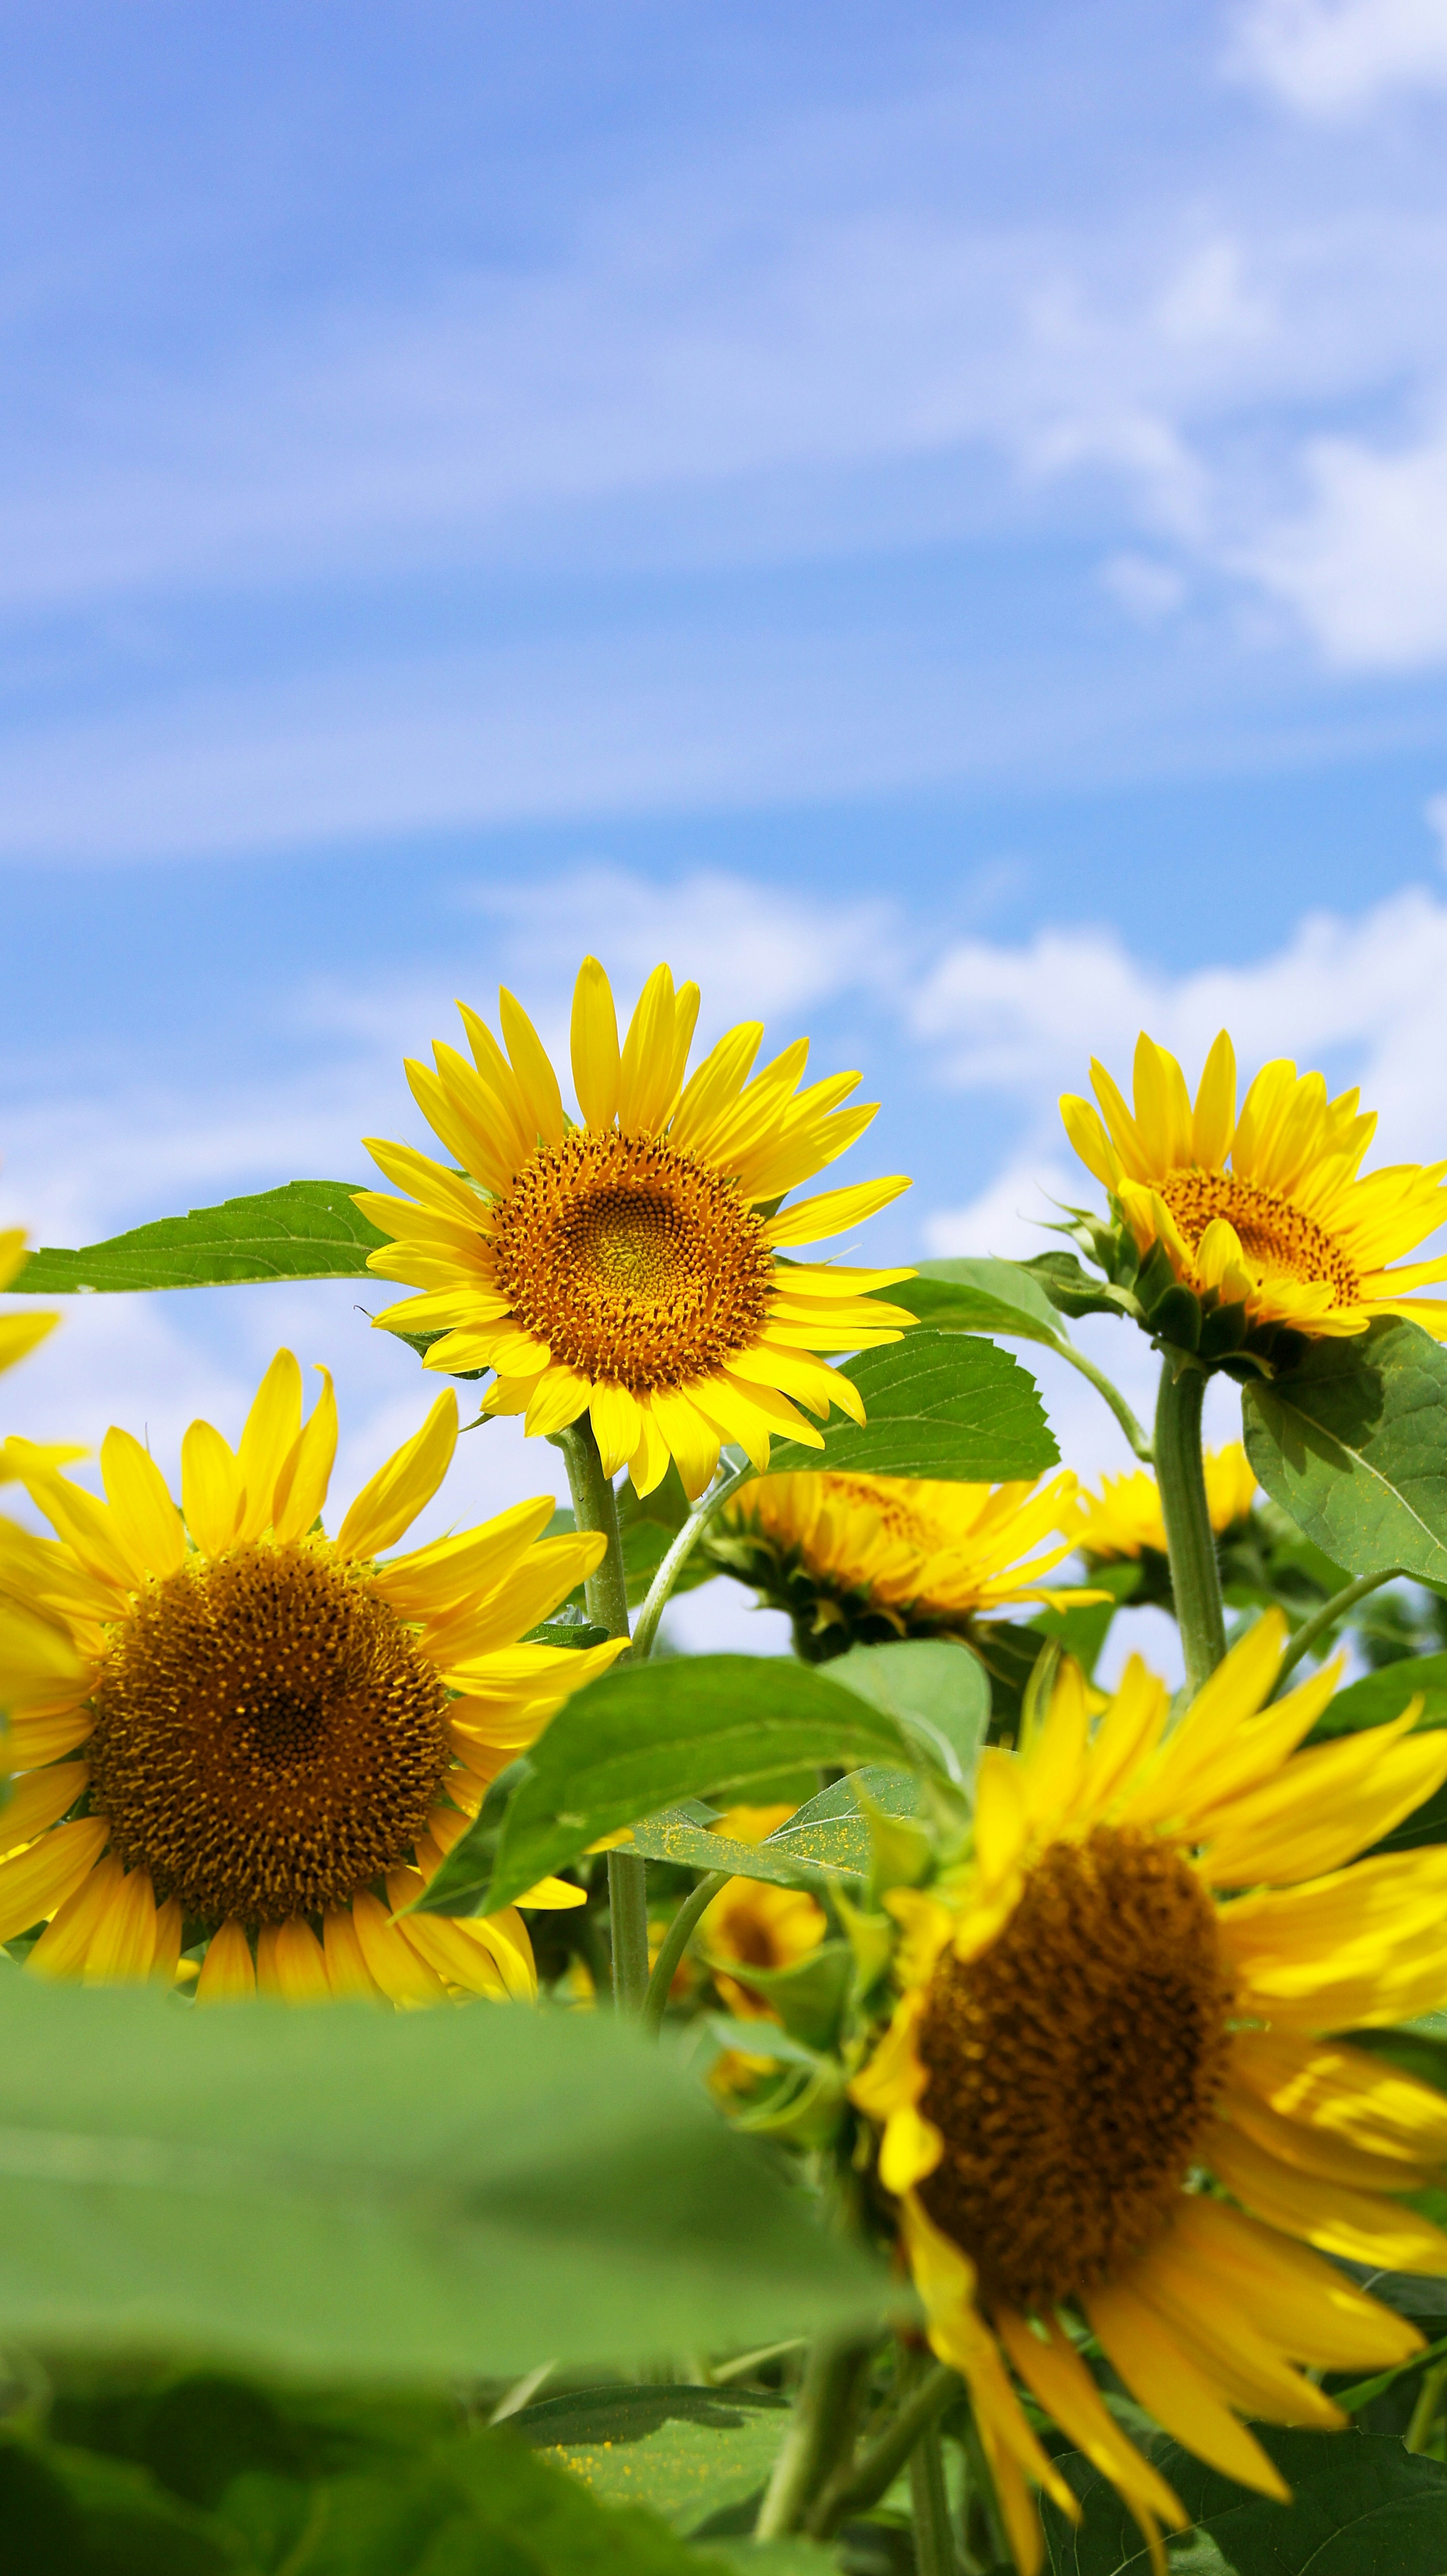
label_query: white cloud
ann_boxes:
[1230,0,1447,115]
[1241,418,1447,666]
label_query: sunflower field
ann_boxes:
[5,963,1447,2576]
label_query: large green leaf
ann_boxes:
[891,1257,1069,1348]
[1042,2426,1447,2575]
[423,1660,922,1916]
[514,2385,787,2535]
[11,1183,387,1294]
[1244,1320,1447,1588]
[0,1974,883,2381]
[627,1765,925,1890]
[765,1330,1056,1482]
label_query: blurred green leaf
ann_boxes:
[1245,1320,1447,1589]
[0,2435,248,2576]
[765,1331,1057,1483]
[1308,1653,1447,1739]
[430,1659,922,1916]
[0,1975,883,2382]
[11,1183,387,1293]
[1042,2426,1447,2575]
[627,1764,925,1892]
[512,2386,786,2535]
[822,1640,990,1785]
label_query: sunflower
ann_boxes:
[702,1803,827,2020]
[1061,1031,1447,1345]
[0,1227,57,1379]
[356,956,915,1501]
[1065,1445,1257,1563]
[850,1613,1447,2573]
[708,1469,1100,1654]
[0,1351,626,2003]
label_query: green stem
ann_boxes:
[1407,2355,1447,2454]
[909,2418,957,2576]
[809,2359,960,2537]
[755,2332,875,2539]
[1055,1342,1153,1462]
[641,1869,726,2038]
[630,1459,754,1661]
[549,1418,631,1643]
[548,1420,645,2010]
[1272,1565,1410,1696]
[1153,1360,1227,1696]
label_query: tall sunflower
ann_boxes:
[851,1614,1447,2573]
[708,1469,1099,1654]
[1061,1031,1447,1345]
[356,957,914,1501]
[1065,1444,1257,1563]
[0,1351,625,2003]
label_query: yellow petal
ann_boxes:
[1084,2279,1288,2498]
[100,1427,185,1580]
[589,1381,642,1479]
[1192,1031,1236,1167]
[618,963,681,1133]
[337,1390,458,1561]
[570,956,621,1130]
[272,1366,338,1542]
[323,1907,385,2001]
[0,1763,88,1857]
[181,1419,246,1557]
[765,1175,910,1246]
[350,1885,447,2004]
[195,1919,257,2003]
[0,1309,57,1374]
[499,986,567,1146]
[257,1917,331,2003]
[0,1815,109,1942]
[82,1865,158,1983]
[236,1351,304,1540]
[647,1386,722,1501]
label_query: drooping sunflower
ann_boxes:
[1065,1444,1257,1563]
[356,957,915,1501]
[851,1613,1447,2573]
[0,1226,57,1378]
[0,1351,626,2002]
[1061,1031,1447,1344]
[708,1469,1100,1655]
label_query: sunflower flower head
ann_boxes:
[707,1468,1100,1660]
[1064,1444,1257,1565]
[848,1616,1447,2572]
[357,957,915,1502]
[0,1351,626,2004]
[1059,1031,1447,1366]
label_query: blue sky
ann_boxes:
[4,0,1447,1652]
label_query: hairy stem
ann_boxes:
[909,2418,957,2576]
[631,1460,754,1661]
[1055,1342,1153,1461]
[755,2332,876,2539]
[808,2359,960,2538]
[1272,1565,1410,1696]
[1153,1360,1227,1696]
[641,1869,726,2037]
[548,1418,644,2008]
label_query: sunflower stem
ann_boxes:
[1271,1565,1410,1697]
[1153,1358,1227,1696]
[641,1869,726,2038]
[548,1418,647,2010]
[807,2357,960,2536]
[1055,1342,1153,1462]
[909,2416,957,2576]
[755,2329,876,2538]
[1407,2355,1447,2455]
[631,1460,754,1662]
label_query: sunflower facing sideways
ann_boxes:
[1062,1030,1447,1348]
[851,1612,1447,2573]
[1065,1444,1257,1564]
[356,956,915,1501]
[0,1351,626,2002]
[708,1468,1100,1654]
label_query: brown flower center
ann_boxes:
[1159,1169,1358,1307]
[489,1126,775,1392]
[87,1542,451,1926]
[916,1826,1232,2311]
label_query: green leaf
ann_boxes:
[11,1183,387,1294]
[765,1330,1056,1482]
[512,2386,786,2535]
[1307,1653,1447,1740]
[627,1764,925,1891]
[890,1258,1069,1348]
[1244,1320,1447,1588]
[428,1658,925,1916]
[822,1639,990,1784]
[626,1806,842,1893]
[0,1973,883,2381]
[0,2435,247,2576]
[1043,2426,1447,2575]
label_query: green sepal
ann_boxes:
[1144,1282,1201,1352]
[702,1940,855,2050]
[832,1888,898,2004]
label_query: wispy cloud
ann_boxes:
[1229,0,1447,115]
